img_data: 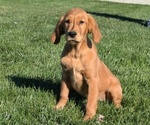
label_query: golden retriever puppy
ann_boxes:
[51,8,122,121]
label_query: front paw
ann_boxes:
[54,98,68,110]
[83,114,95,121]
[54,104,65,110]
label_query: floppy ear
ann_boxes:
[51,16,65,44]
[88,14,102,43]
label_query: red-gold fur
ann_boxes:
[51,8,122,121]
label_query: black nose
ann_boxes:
[67,31,77,38]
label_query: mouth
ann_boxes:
[66,37,80,44]
[67,40,79,45]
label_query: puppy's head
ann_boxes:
[51,8,102,45]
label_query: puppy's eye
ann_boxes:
[79,20,84,24]
[65,20,70,24]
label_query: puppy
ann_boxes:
[51,8,122,121]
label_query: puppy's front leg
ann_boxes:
[83,78,99,121]
[55,73,70,109]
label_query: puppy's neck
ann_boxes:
[62,37,92,59]
[70,43,81,59]
[68,39,87,58]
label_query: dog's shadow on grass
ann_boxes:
[8,76,60,99]
[87,11,147,27]
[8,76,84,107]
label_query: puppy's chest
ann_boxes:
[61,56,85,91]
[61,56,83,71]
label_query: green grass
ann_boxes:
[0,0,150,124]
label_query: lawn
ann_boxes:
[0,0,150,124]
